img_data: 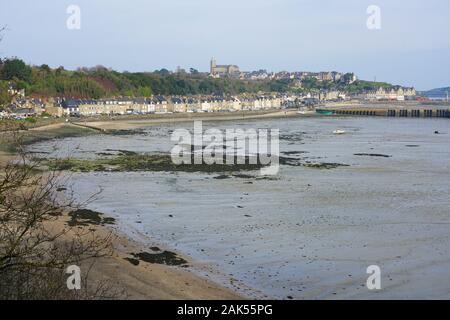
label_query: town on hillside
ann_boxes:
[0,57,419,120]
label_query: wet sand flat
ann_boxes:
[29,116,450,299]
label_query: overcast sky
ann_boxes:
[0,0,449,90]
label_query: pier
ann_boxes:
[316,105,450,118]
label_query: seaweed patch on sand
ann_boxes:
[279,156,349,169]
[44,153,266,173]
[124,257,140,266]
[104,129,146,136]
[68,209,116,227]
[354,153,391,158]
[279,132,305,142]
[281,151,309,156]
[105,149,139,156]
[232,174,255,179]
[302,162,350,169]
[214,175,231,179]
[126,249,188,266]
[43,150,349,174]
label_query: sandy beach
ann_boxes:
[46,211,242,299]
[71,109,298,131]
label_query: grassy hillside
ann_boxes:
[420,87,450,98]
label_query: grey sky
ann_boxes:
[0,0,449,90]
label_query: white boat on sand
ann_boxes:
[297,110,315,115]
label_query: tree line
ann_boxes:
[0,58,395,102]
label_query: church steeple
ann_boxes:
[210,57,216,74]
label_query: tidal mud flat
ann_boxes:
[29,116,450,299]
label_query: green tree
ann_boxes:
[39,64,51,74]
[154,68,170,76]
[137,86,152,97]
[0,58,32,82]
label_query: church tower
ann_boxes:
[210,57,216,74]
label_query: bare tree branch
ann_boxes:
[0,123,123,299]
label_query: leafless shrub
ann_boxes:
[0,123,124,299]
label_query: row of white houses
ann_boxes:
[363,87,417,101]
[59,96,283,116]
